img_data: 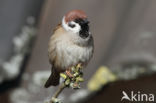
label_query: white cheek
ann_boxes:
[62,16,81,33]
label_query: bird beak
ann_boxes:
[83,19,89,24]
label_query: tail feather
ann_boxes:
[44,67,60,88]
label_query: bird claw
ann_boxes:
[66,69,74,78]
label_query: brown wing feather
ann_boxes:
[45,23,63,88]
[53,23,62,32]
[44,67,60,87]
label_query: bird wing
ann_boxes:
[53,23,62,32]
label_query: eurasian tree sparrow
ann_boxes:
[45,10,94,88]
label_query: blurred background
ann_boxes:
[1,0,156,103]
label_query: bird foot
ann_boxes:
[65,69,74,78]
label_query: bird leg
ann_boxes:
[65,68,74,78]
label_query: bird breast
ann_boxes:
[48,36,93,70]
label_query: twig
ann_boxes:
[49,63,84,103]
[53,83,66,99]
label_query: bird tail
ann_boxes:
[44,67,60,88]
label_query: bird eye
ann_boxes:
[68,23,75,28]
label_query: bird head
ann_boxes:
[62,10,90,39]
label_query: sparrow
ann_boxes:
[45,10,94,88]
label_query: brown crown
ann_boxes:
[64,10,87,23]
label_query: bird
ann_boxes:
[44,10,94,88]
